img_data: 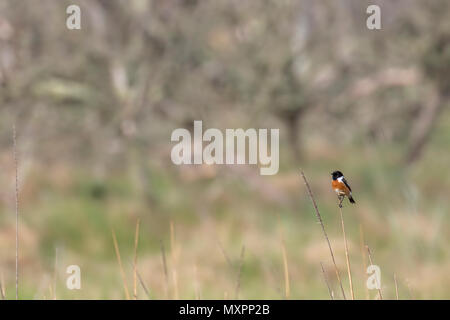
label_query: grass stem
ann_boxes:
[359,225,369,299]
[394,273,399,300]
[300,170,346,299]
[170,221,179,299]
[13,124,19,300]
[366,245,383,300]
[338,205,354,299]
[320,262,334,300]
[235,245,245,299]
[160,240,169,299]
[133,219,140,299]
[112,229,130,299]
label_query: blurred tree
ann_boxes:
[0,0,449,169]
[406,33,450,164]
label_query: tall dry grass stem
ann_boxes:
[406,279,414,299]
[53,247,58,300]
[170,221,179,299]
[280,238,290,299]
[277,214,290,299]
[320,262,334,300]
[194,264,200,300]
[366,245,383,299]
[13,125,19,300]
[0,276,5,300]
[338,205,354,299]
[235,245,245,299]
[359,225,369,299]
[129,262,150,299]
[133,219,140,299]
[300,170,346,299]
[394,273,399,300]
[0,271,5,299]
[217,240,233,269]
[111,229,131,299]
[160,240,170,298]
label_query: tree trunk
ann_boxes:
[286,109,303,162]
[405,91,445,165]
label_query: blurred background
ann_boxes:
[0,0,449,299]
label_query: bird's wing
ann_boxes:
[342,177,352,192]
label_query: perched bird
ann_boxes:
[331,170,355,207]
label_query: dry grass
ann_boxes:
[194,264,201,300]
[111,229,130,300]
[0,275,5,300]
[320,262,334,300]
[359,225,370,299]
[13,125,19,300]
[53,247,58,300]
[136,266,150,299]
[366,245,383,300]
[170,221,179,300]
[235,245,245,299]
[300,170,346,299]
[338,205,354,299]
[160,240,169,299]
[394,273,399,300]
[280,236,290,299]
[133,219,140,300]
[0,148,445,300]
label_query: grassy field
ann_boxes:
[0,112,449,300]
[0,0,449,300]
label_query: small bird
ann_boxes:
[331,170,355,207]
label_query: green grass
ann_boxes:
[0,127,449,299]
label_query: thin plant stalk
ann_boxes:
[281,238,290,299]
[300,170,346,299]
[0,276,5,300]
[133,219,140,300]
[394,273,399,300]
[406,279,414,299]
[53,247,58,300]
[112,229,130,299]
[170,221,179,299]
[136,268,150,299]
[160,240,169,299]
[235,245,245,299]
[193,264,200,300]
[359,225,370,299]
[13,125,19,300]
[0,272,5,299]
[320,262,334,300]
[48,284,53,300]
[277,214,290,299]
[338,205,354,300]
[366,245,383,300]
[129,262,150,299]
[217,240,233,269]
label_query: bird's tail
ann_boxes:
[349,196,356,204]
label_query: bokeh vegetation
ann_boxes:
[0,0,449,299]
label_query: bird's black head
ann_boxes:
[331,170,343,180]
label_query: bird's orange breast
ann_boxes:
[332,180,349,195]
